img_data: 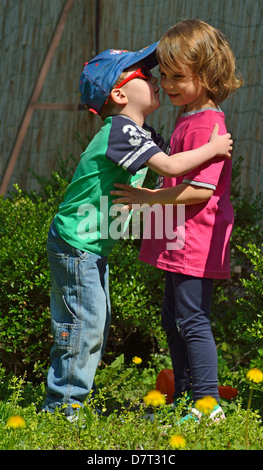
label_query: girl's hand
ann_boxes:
[209,123,233,157]
[111,184,153,208]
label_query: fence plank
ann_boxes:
[0,0,262,196]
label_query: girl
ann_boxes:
[112,19,243,421]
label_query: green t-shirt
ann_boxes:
[54,115,162,256]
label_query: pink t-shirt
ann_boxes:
[139,108,234,279]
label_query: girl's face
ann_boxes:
[159,65,210,111]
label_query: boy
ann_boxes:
[42,43,232,417]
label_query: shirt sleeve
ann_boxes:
[181,127,226,190]
[143,123,171,154]
[105,116,162,175]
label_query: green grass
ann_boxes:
[0,356,263,451]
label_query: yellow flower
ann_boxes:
[143,390,166,407]
[132,356,142,365]
[246,368,263,383]
[6,416,26,429]
[71,403,82,409]
[169,434,186,449]
[195,396,217,415]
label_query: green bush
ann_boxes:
[211,156,263,367]
[0,186,54,379]
[236,243,263,343]
[1,149,262,381]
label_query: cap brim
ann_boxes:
[124,41,159,70]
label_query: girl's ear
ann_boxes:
[110,87,128,105]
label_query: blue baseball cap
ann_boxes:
[79,42,159,114]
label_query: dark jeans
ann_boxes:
[161,271,219,403]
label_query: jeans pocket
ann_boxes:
[54,322,81,354]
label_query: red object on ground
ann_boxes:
[218,385,238,399]
[156,369,238,403]
[156,369,175,404]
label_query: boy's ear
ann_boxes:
[110,87,128,105]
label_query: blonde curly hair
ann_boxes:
[157,19,243,104]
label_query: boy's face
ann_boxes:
[118,62,160,117]
[159,64,207,111]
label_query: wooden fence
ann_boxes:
[1,0,262,196]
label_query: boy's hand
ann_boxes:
[111,184,152,208]
[209,123,233,157]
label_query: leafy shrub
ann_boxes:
[236,243,263,343]
[0,186,54,379]
[1,147,262,381]
[211,156,263,367]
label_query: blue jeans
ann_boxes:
[42,221,111,416]
[161,272,219,403]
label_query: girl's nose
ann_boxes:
[162,78,174,90]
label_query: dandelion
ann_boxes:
[195,396,217,415]
[246,368,263,384]
[6,415,26,429]
[71,403,82,409]
[169,434,186,449]
[6,415,26,450]
[132,356,142,365]
[143,390,166,407]
[143,390,166,448]
[245,367,263,449]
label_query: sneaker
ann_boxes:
[208,404,225,422]
[180,404,225,424]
